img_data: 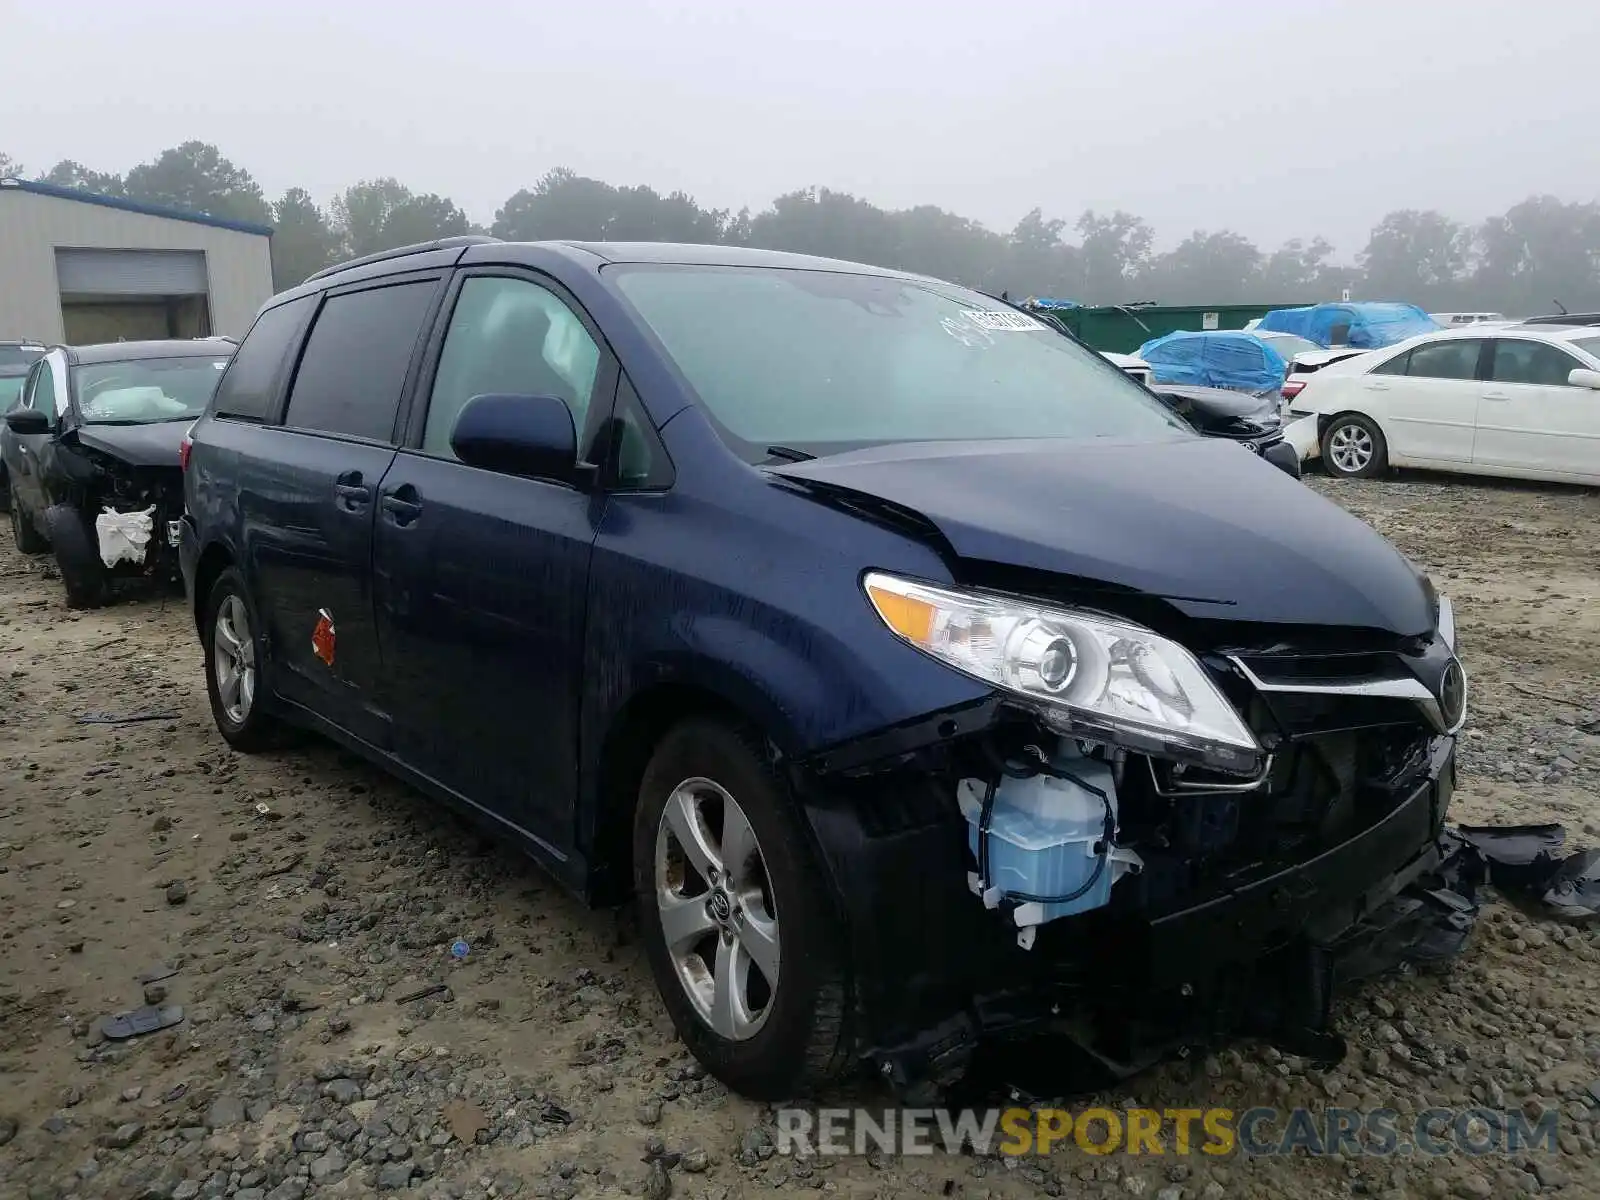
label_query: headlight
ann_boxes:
[863,572,1261,772]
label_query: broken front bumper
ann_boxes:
[799,735,1460,1094]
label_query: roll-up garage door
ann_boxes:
[55,249,208,296]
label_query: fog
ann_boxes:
[7,0,1599,254]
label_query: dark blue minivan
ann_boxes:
[181,237,1468,1099]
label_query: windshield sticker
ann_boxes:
[940,314,997,350]
[961,309,1046,332]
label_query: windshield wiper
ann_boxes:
[763,445,816,463]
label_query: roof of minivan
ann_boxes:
[65,340,237,365]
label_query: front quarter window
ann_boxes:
[611,264,1189,460]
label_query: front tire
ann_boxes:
[10,496,48,554]
[46,504,107,608]
[633,719,851,1099]
[1321,413,1389,479]
[202,567,284,752]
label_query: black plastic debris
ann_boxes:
[1457,824,1566,889]
[1542,849,1600,920]
[76,710,180,726]
[1455,823,1600,921]
[100,1005,184,1040]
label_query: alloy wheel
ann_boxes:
[1328,422,1374,474]
[213,594,257,725]
[654,776,780,1041]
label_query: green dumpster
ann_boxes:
[1026,303,1315,354]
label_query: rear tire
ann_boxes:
[10,496,48,554]
[203,567,286,752]
[1321,413,1389,479]
[633,719,851,1100]
[46,504,108,608]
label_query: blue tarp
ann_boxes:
[1136,330,1288,395]
[1256,302,1439,349]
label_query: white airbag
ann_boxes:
[95,506,155,568]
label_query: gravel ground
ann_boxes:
[2,473,1598,1200]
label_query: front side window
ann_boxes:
[1490,340,1583,387]
[32,358,60,418]
[284,281,436,442]
[1404,340,1481,382]
[611,265,1187,460]
[1369,349,1412,376]
[73,356,231,425]
[423,276,602,459]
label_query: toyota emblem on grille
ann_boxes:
[1438,659,1466,729]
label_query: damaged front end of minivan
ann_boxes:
[771,457,1474,1101]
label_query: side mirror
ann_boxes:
[450,393,585,485]
[1567,368,1600,390]
[4,406,50,435]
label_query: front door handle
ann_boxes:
[380,487,422,526]
[1364,381,1390,391]
[1481,391,1512,402]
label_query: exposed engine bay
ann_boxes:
[794,623,1472,1101]
[57,437,185,579]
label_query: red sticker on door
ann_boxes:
[312,609,336,667]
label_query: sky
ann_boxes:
[5,0,1600,257]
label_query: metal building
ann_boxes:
[0,177,273,344]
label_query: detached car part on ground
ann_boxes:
[1,341,232,607]
[180,237,1472,1102]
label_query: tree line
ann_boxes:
[4,143,1598,315]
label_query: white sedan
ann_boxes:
[1286,324,1600,484]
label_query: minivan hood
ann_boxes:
[71,421,188,468]
[772,437,1434,636]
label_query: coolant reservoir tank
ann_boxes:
[958,745,1142,940]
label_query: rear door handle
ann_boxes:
[1481,391,1512,402]
[1364,381,1390,391]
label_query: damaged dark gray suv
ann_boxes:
[180,238,1467,1101]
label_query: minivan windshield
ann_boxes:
[73,356,231,425]
[612,265,1189,459]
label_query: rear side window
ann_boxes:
[1490,340,1582,387]
[1404,340,1481,381]
[213,296,315,421]
[284,281,436,442]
